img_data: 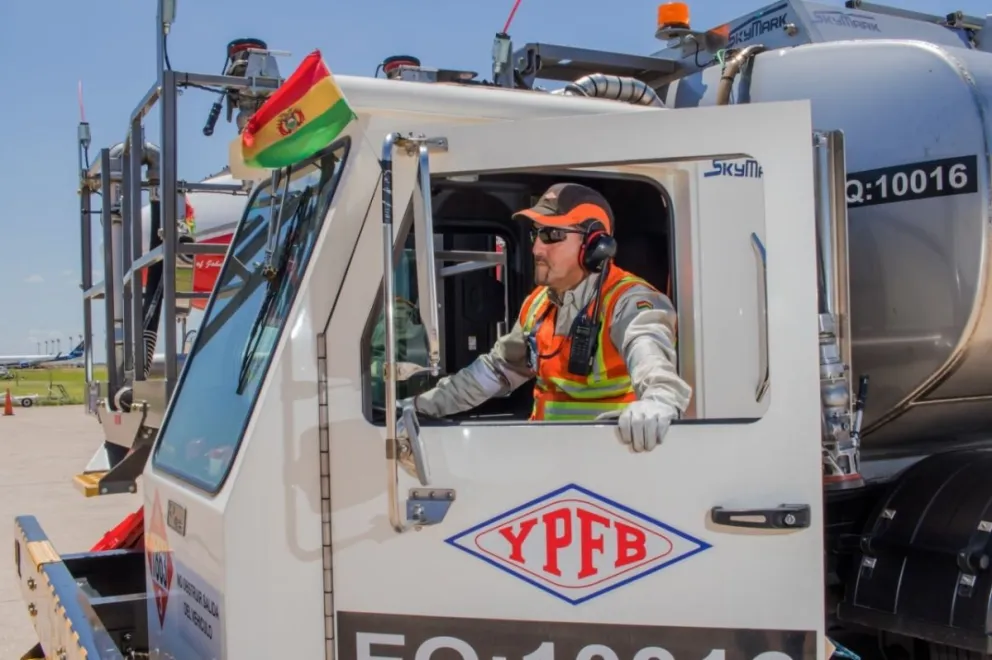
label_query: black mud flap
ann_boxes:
[837,447,992,653]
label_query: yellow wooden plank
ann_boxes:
[25,540,59,568]
[72,471,107,498]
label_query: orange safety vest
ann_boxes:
[518,265,656,421]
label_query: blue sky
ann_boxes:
[0,0,985,358]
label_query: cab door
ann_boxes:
[325,101,826,660]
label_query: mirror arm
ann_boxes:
[380,133,452,534]
[412,141,445,376]
[379,132,409,533]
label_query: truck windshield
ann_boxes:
[151,138,351,493]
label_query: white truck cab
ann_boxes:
[139,77,825,659]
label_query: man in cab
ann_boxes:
[406,182,692,453]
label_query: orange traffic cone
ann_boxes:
[3,389,13,416]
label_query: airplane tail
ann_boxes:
[52,342,85,362]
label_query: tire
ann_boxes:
[20,398,33,408]
[930,642,990,660]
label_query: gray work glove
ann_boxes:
[617,399,678,452]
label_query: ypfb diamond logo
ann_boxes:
[445,484,712,605]
[146,491,174,627]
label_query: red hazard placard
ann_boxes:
[146,491,174,627]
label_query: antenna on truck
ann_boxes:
[492,0,525,87]
[77,81,91,171]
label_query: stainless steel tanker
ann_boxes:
[652,1,992,456]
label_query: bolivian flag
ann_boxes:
[241,49,355,169]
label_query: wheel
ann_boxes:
[930,642,990,660]
[20,398,33,408]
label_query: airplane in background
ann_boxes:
[0,341,85,369]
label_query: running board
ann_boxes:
[73,471,109,497]
[74,399,157,497]
[72,435,151,497]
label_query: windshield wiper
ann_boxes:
[191,213,270,349]
[235,185,316,394]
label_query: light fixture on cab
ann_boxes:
[655,2,729,57]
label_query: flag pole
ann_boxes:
[262,166,290,279]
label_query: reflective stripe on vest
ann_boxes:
[518,267,654,421]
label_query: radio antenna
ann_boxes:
[503,0,524,33]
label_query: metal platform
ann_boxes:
[14,516,147,659]
[73,3,283,498]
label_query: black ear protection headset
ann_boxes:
[578,220,618,273]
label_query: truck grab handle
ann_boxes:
[710,503,811,530]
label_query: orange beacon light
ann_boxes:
[657,2,691,31]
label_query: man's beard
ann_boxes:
[534,259,550,285]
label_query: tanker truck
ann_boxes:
[13,0,992,658]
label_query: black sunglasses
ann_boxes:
[530,225,585,244]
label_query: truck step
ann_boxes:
[14,515,139,659]
[72,471,109,498]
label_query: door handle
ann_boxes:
[750,232,769,402]
[710,503,811,529]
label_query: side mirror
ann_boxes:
[397,403,430,486]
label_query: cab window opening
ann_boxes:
[151,138,351,494]
[361,169,679,426]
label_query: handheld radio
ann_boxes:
[567,261,610,377]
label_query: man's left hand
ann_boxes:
[617,400,677,452]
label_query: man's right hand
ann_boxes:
[399,395,439,418]
[617,399,677,452]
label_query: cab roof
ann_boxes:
[334,74,665,122]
